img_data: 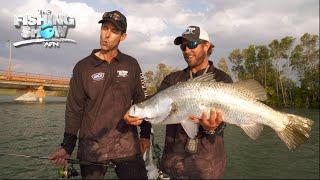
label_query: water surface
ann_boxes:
[0,95,318,179]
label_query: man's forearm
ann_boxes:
[61,132,77,155]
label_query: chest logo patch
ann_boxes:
[91,72,104,81]
[117,70,128,77]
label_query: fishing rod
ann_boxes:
[0,152,116,178]
[0,152,116,167]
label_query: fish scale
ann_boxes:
[168,81,272,127]
[128,73,314,150]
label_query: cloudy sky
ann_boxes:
[0,0,318,78]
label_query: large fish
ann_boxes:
[128,73,314,150]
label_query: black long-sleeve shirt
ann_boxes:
[159,61,233,179]
[62,49,151,162]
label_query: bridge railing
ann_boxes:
[0,70,70,85]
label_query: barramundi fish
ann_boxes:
[128,73,314,150]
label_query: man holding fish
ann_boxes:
[125,24,313,179]
[125,25,232,179]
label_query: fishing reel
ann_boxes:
[158,170,170,180]
[58,163,79,178]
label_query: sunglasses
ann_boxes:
[180,41,203,51]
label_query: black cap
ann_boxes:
[174,26,210,45]
[98,10,127,33]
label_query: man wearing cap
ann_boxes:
[158,26,233,178]
[49,10,150,179]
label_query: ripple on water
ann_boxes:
[0,96,318,179]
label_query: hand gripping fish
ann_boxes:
[128,73,314,150]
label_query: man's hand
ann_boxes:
[49,147,70,166]
[123,112,143,126]
[189,108,223,131]
[139,138,150,154]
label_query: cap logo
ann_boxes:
[183,27,196,35]
[112,12,121,21]
[104,12,121,21]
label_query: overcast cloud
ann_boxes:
[0,0,318,77]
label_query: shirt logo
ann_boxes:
[117,70,128,77]
[91,72,104,81]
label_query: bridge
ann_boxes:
[0,70,70,102]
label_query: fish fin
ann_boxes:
[189,72,216,82]
[161,103,180,124]
[277,114,314,151]
[169,103,179,116]
[234,79,267,101]
[180,119,200,139]
[240,123,264,140]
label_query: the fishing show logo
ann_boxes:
[13,10,76,48]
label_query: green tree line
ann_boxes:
[228,33,319,108]
[144,63,178,95]
[143,33,319,109]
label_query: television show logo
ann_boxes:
[13,10,76,48]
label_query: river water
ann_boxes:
[0,95,318,179]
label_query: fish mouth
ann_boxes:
[144,117,153,120]
[143,116,155,120]
[142,116,160,122]
[128,111,150,120]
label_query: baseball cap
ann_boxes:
[174,26,210,45]
[98,10,127,33]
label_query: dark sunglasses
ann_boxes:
[180,41,203,51]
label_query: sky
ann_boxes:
[0,0,318,78]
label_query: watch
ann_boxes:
[204,129,216,135]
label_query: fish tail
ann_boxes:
[277,114,314,150]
